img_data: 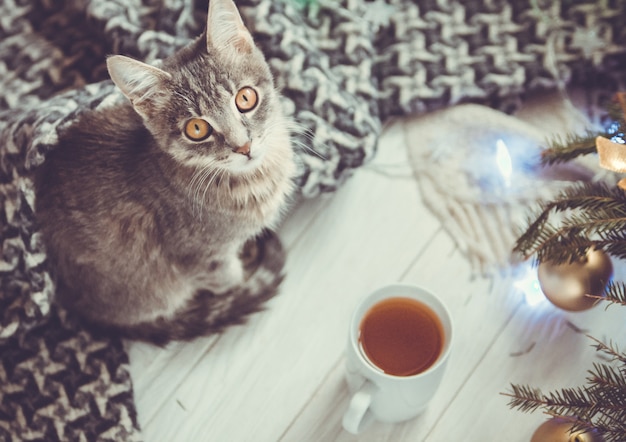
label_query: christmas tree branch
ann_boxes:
[590,282,626,308]
[540,130,606,165]
[504,384,597,417]
[514,183,626,263]
[503,384,546,413]
[543,387,600,418]
[587,363,626,401]
[586,335,626,365]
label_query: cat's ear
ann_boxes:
[107,55,172,117]
[206,0,254,55]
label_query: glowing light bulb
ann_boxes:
[514,264,547,307]
[495,139,512,187]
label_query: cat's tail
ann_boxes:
[97,230,286,345]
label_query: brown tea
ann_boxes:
[358,297,444,376]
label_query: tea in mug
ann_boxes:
[358,297,444,376]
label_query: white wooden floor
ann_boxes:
[126,94,626,441]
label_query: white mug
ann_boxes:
[342,284,453,434]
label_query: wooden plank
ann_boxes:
[277,193,333,251]
[126,334,222,429]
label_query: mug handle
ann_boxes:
[342,380,378,434]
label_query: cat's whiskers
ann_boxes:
[188,170,207,215]
[284,120,310,137]
[189,165,210,195]
[190,167,214,215]
[258,120,293,151]
[291,137,326,159]
[283,120,326,160]
[202,165,228,210]
[188,160,224,215]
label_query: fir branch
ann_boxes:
[542,414,626,442]
[514,183,626,261]
[540,130,608,165]
[532,224,626,264]
[544,183,626,216]
[588,414,626,436]
[587,335,626,364]
[514,210,552,257]
[590,409,626,441]
[558,214,626,239]
[543,387,598,418]
[587,363,626,401]
[532,235,595,265]
[503,384,546,413]
[595,282,626,308]
[603,240,626,261]
[504,384,596,417]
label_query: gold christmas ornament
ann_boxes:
[531,417,603,442]
[537,248,613,311]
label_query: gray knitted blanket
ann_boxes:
[1,0,625,439]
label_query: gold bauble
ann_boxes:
[531,417,603,442]
[537,248,612,312]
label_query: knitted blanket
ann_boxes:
[1,0,625,439]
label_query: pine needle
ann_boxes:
[598,282,626,308]
[540,130,604,165]
[502,384,546,413]
[586,336,626,364]
[514,183,626,262]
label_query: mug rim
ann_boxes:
[349,283,453,380]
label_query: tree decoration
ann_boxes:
[531,417,603,442]
[536,248,612,311]
[505,92,626,441]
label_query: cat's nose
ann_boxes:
[234,141,251,156]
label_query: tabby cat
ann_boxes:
[35,0,296,345]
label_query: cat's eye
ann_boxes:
[235,87,258,113]
[184,118,212,141]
